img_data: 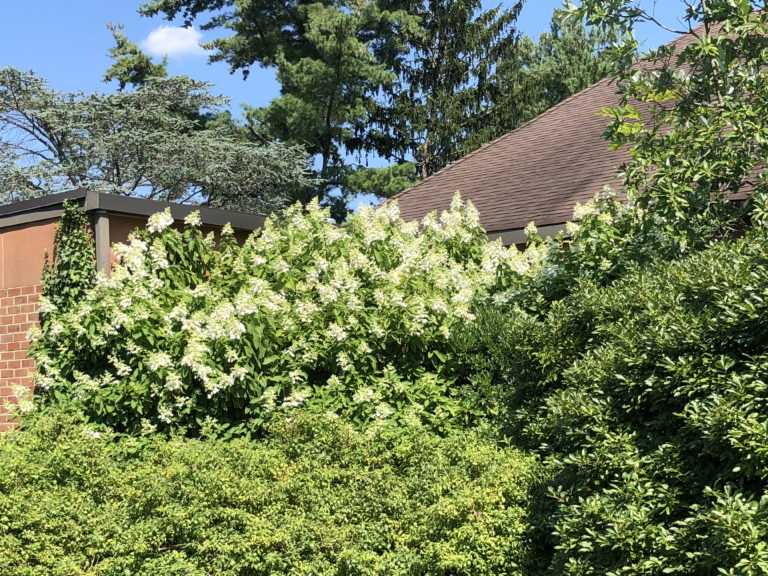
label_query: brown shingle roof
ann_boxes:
[388,76,630,233]
[387,23,717,236]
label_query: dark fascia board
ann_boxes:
[488,222,567,246]
[0,189,87,217]
[0,190,266,231]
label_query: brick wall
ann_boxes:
[0,285,42,431]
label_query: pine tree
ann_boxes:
[360,0,524,178]
[103,23,168,90]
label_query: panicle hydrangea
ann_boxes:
[149,241,169,268]
[353,388,377,403]
[184,210,202,227]
[327,323,347,342]
[147,209,175,234]
[374,403,394,419]
[113,238,147,272]
[147,352,173,372]
[261,388,278,411]
[165,372,183,391]
[31,191,547,431]
[38,296,57,315]
[282,388,310,407]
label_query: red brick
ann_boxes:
[0,352,14,361]
[27,294,40,304]
[12,333,27,342]
[5,305,20,315]
[12,315,25,324]
[7,342,21,352]
[20,304,37,314]
[6,288,21,297]
[21,286,36,295]
[6,361,20,370]
[13,296,27,306]
[0,335,13,344]
[20,359,35,369]
[13,369,28,378]
[1,370,14,378]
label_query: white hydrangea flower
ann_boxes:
[327,323,347,341]
[261,388,278,411]
[157,403,174,424]
[374,403,394,419]
[38,296,57,315]
[147,208,174,234]
[565,221,580,236]
[147,352,173,372]
[336,352,353,372]
[184,210,202,227]
[281,387,310,407]
[353,388,376,403]
[165,372,183,391]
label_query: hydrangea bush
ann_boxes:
[31,196,533,434]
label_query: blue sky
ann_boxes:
[0,1,688,115]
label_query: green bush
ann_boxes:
[455,229,768,574]
[0,411,542,575]
[31,197,535,435]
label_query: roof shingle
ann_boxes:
[387,23,715,235]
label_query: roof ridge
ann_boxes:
[388,75,618,204]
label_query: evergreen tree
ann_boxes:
[364,0,524,178]
[139,0,617,204]
[0,68,310,212]
[103,23,168,90]
[141,0,416,206]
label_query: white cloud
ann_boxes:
[141,26,206,58]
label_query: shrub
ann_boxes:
[0,411,543,575]
[457,229,768,574]
[31,196,533,435]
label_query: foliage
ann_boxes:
[372,1,621,178]
[365,0,524,178]
[448,6,768,570]
[143,0,418,205]
[0,410,543,575]
[139,1,616,205]
[31,197,533,435]
[454,227,768,574]
[342,161,418,200]
[0,67,310,212]
[103,23,168,90]
[565,0,766,251]
[41,199,96,319]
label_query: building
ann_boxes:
[0,189,265,430]
[387,26,711,245]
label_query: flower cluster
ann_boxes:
[31,194,537,434]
